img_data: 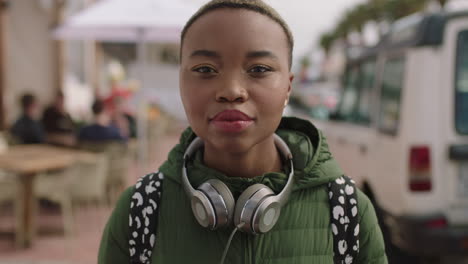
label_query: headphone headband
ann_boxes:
[182,137,204,197]
[182,135,293,191]
[182,133,295,233]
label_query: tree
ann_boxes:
[384,0,429,21]
[319,32,336,56]
[436,0,449,7]
[347,4,373,45]
[299,56,311,82]
[316,0,434,57]
[334,13,352,45]
[367,0,388,36]
[348,4,371,33]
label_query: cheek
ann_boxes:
[180,78,210,120]
[254,78,289,114]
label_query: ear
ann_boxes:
[283,73,294,107]
[286,73,294,98]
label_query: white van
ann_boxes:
[299,10,468,259]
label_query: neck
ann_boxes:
[95,113,109,126]
[24,110,35,119]
[203,136,283,178]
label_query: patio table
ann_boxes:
[0,144,95,248]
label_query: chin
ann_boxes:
[206,133,257,155]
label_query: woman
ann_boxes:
[98,1,387,263]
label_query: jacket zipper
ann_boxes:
[242,233,252,264]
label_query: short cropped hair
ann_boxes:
[20,93,36,111]
[180,0,294,69]
[92,99,104,115]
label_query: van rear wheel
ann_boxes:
[363,184,426,264]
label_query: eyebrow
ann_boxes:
[189,50,279,61]
[190,50,221,59]
[246,50,278,60]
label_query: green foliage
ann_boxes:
[347,4,370,33]
[367,0,388,21]
[300,56,311,68]
[384,0,429,20]
[437,0,448,7]
[319,32,336,54]
[318,0,444,51]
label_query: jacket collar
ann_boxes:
[159,117,343,195]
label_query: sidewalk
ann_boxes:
[0,129,182,264]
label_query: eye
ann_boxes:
[192,66,217,74]
[248,65,273,74]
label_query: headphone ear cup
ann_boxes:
[234,184,274,233]
[190,190,217,229]
[251,195,282,234]
[197,179,234,229]
[205,179,235,224]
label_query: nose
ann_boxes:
[215,77,248,103]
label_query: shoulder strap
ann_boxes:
[129,171,164,264]
[128,172,358,263]
[328,175,360,264]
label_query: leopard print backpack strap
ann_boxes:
[328,175,359,264]
[129,171,164,264]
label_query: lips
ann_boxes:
[212,110,253,121]
[210,110,254,133]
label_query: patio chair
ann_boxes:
[0,173,16,203]
[0,132,21,243]
[0,171,17,220]
[3,131,22,146]
[34,165,78,236]
[78,141,130,205]
[70,153,109,206]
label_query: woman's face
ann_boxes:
[180,9,293,154]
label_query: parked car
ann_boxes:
[288,80,339,120]
[303,10,468,261]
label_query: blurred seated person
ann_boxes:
[106,94,136,139]
[41,91,76,146]
[10,93,45,144]
[78,99,126,142]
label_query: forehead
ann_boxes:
[182,9,289,59]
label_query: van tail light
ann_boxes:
[425,217,447,229]
[409,146,432,192]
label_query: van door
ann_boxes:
[325,59,378,187]
[370,54,407,215]
[440,17,468,225]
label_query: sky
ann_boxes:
[189,0,365,65]
[266,0,365,59]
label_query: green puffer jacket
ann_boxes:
[98,117,387,264]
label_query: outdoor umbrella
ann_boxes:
[53,0,196,42]
[53,0,197,172]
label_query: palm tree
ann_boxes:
[299,56,311,82]
[367,0,388,36]
[319,32,336,56]
[347,4,372,45]
[317,0,434,59]
[334,13,352,45]
[348,4,370,33]
[436,0,449,7]
[330,4,370,48]
[384,0,429,21]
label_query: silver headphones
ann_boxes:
[182,134,295,234]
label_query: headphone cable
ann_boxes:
[219,222,245,264]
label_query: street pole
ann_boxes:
[136,28,149,175]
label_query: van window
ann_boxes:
[354,60,376,125]
[455,30,468,135]
[335,59,376,124]
[338,66,360,119]
[378,57,405,135]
